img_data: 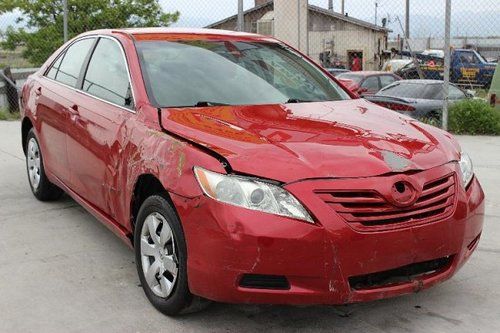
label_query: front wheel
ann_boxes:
[134,195,209,316]
[25,129,63,201]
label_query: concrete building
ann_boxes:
[206,0,390,70]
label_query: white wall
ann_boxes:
[309,30,385,70]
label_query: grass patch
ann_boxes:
[0,108,20,121]
[0,47,34,68]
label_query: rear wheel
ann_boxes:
[134,195,209,315]
[25,129,63,201]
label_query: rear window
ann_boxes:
[378,83,435,99]
[136,40,350,108]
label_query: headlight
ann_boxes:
[194,167,313,223]
[458,151,474,188]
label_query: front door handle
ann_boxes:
[35,87,42,96]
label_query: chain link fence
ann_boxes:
[1,0,499,127]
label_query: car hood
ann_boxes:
[160,99,460,183]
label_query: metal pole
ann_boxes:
[404,0,410,39]
[341,0,345,15]
[237,0,244,32]
[63,0,68,42]
[375,1,378,25]
[328,0,333,11]
[297,0,301,51]
[442,0,452,131]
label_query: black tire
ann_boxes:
[25,129,63,201]
[134,195,209,316]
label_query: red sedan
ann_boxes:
[20,28,484,316]
[337,71,401,96]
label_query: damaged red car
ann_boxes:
[20,28,484,315]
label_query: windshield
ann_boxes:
[136,40,350,108]
[473,50,487,63]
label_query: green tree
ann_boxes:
[0,0,180,65]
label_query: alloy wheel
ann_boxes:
[27,138,41,190]
[140,212,179,298]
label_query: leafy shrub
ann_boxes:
[448,99,500,135]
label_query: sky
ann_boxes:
[1,0,499,38]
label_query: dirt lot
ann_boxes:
[0,120,499,333]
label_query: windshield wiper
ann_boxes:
[286,98,312,104]
[194,101,230,107]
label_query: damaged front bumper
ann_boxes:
[170,163,485,305]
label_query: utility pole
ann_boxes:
[375,1,379,25]
[328,0,333,11]
[63,0,68,42]
[341,0,345,15]
[237,0,244,32]
[405,0,410,39]
[442,0,452,131]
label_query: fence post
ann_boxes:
[1,67,19,113]
[237,0,244,32]
[442,0,451,131]
[63,0,68,42]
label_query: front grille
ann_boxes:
[349,256,454,290]
[316,173,456,231]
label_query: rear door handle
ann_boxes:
[68,104,79,115]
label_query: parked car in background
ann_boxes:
[365,79,470,120]
[336,71,401,96]
[20,28,484,316]
[326,68,350,77]
[488,62,500,110]
[382,59,412,73]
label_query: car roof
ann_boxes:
[79,27,273,41]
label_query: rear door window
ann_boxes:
[82,38,133,108]
[47,38,95,88]
[46,56,63,80]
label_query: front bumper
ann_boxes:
[172,163,485,305]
